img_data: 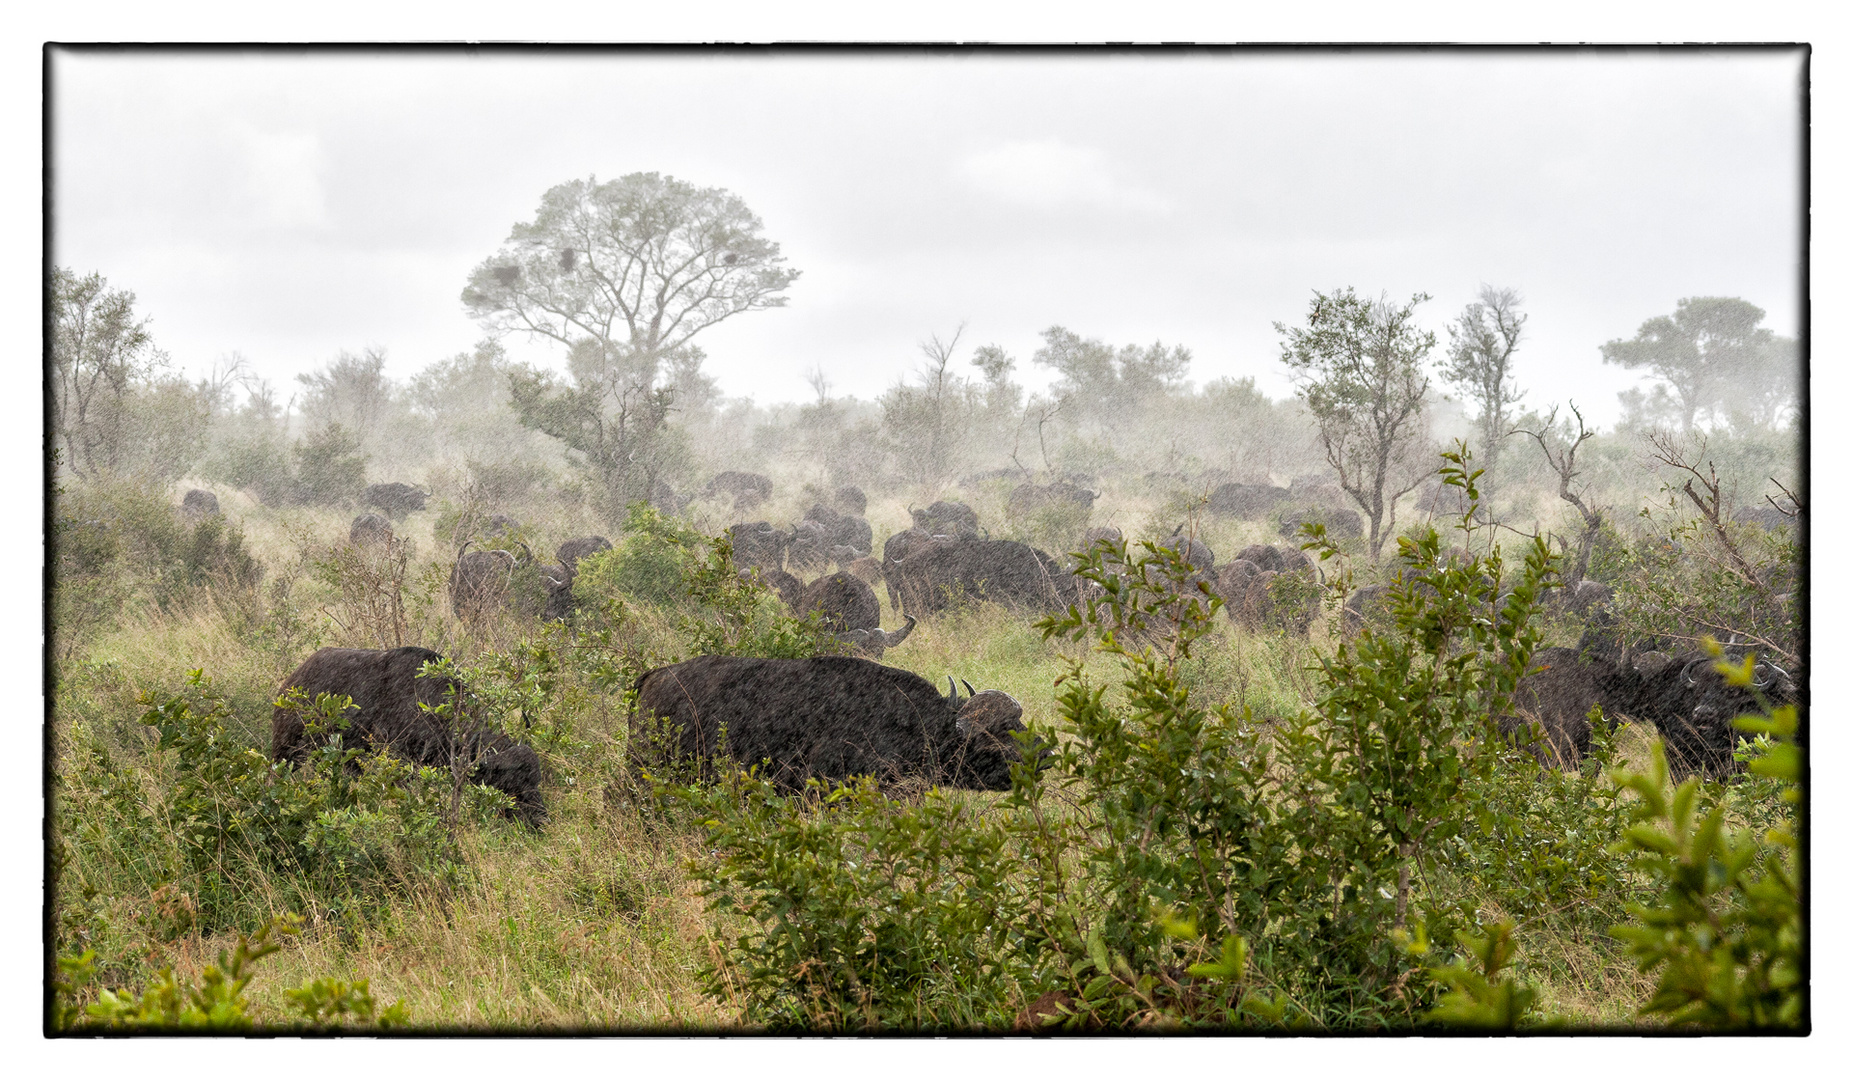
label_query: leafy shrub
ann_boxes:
[131,670,471,930]
[53,914,408,1032]
[52,478,264,623]
[575,503,704,609]
[1606,661,1802,1030]
[290,421,370,507]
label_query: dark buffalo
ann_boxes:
[910,500,981,539]
[1208,482,1290,519]
[1155,531,1214,575]
[449,541,560,620]
[1279,506,1364,542]
[835,485,868,516]
[272,646,545,826]
[787,519,834,573]
[180,488,221,519]
[349,513,394,547]
[557,535,613,576]
[794,571,918,659]
[881,527,944,610]
[705,471,773,511]
[1288,476,1348,509]
[890,538,1076,618]
[1501,645,1797,776]
[728,521,790,571]
[632,655,1036,791]
[742,565,805,609]
[363,482,428,520]
[804,503,874,556]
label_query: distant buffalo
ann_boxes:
[449,540,568,621]
[349,513,394,547]
[272,646,545,826]
[794,571,918,659]
[1501,645,1797,776]
[705,471,773,511]
[742,565,805,609]
[363,482,428,520]
[728,521,790,571]
[1279,506,1364,542]
[910,500,981,539]
[803,503,874,557]
[1208,482,1290,520]
[633,655,1038,791]
[889,538,1075,618]
[834,485,868,516]
[180,489,221,520]
[556,535,613,576]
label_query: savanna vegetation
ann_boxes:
[47,173,1802,1033]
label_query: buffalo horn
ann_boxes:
[947,676,961,708]
[961,679,976,698]
[1680,656,1709,687]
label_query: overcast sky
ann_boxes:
[49,47,1803,427]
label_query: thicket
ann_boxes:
[669,453,1802,1032]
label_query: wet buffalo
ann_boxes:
[793,571,918,659]
[363,482,428,520]
[633,655,1037,791]
[272,646,545,826]
[889,538,1076,618]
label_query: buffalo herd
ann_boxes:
[248,468,1797,832]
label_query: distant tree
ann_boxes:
[880,326,980,490]
[1514,402,1604,586]
[1440,286,1526,506]
[463,173,797,512]
[50,268,157,478]
[1276,288,1437,561]
[297,347,391,438]
[1031,326,1191,433]
[1600,297,1784,431]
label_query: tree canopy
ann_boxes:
[1276,288,1436,560]
[1600,297,1793,431]
[1440,286,1526,504]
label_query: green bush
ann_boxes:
[129,670,471,930]
[53,914,408,1032]
[1606,661,1802,1030]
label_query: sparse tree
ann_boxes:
[297,347,392,439]
[880,325,980,490]
[1514,402,1604,586]
[1276,288,1437,561]
[50,268,160,479]
[1441,286,1526,507]
[464,173,797,511]
[1031,326,1191,435]
[1600,297,1781,431]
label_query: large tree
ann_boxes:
[1600,296,1782,431]
[1440,285,1526,507]
[50,268,206,483]
[462,173,798,510]
[1276,289,1437,561]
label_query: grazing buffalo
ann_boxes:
[449,541,564,620]
[180,489,221,520]
[742,565,806,609]
[910,500,982,539]
[1155,531,1214,575]
[557,535,613,576]
[793,571,918,659]
[362,482,428,520]
[705,471,773,511]
[1208,482,1291,520]
[1279,506,1364,542]
[881,527,944,610]
[889,538,1077,618]
[804,503,874,557]
[728,521,791,571]
[1501,645,1797,776]
[349,513,394,547]
[272,646,545,826]
[632,655,1038,791]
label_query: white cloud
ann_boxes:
[956,139,1167,213]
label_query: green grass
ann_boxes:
[47,479,1780,1032]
